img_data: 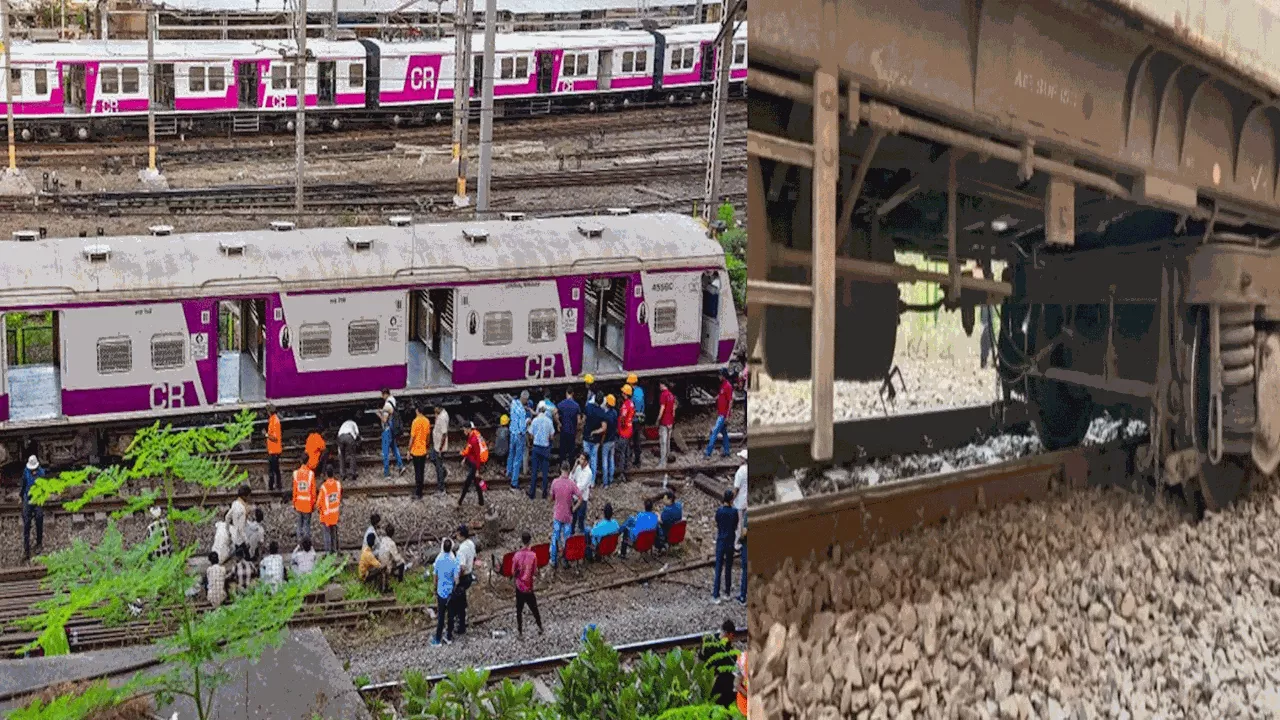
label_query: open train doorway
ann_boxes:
[536,51,555,94]
[596,49,613,91]
[583,277,625,374]
[154,64,176,110]
[407,289,454,388]
[62,64,86,113]
[236,61,258,109]
[317,61,336,106]
[217,299,267,404]
[4,311,62,421]
[699,271,722,363]
[700,43,715,83]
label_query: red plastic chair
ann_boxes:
[532,542,552,568]
[489,551,516,588]
[632,529,657,559]
[562,534,587,570]
[665,520,687,549]
[595,533,620,563]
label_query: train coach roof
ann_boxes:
[0,213,725,308]
[8,38,367,63]
[371,28,655,55]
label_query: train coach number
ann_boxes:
[525,354,557,379]
[150,382,188,409]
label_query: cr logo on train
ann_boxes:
[525,354,557,379]
[150,382,189,409]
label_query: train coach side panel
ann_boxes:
[627,270,704,371]
[267,290,408,399]
[451,279,577,385]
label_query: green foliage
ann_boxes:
[632,648,714,718]
[394,569,436,607]
[555,628,631,719]
[340,569,384,603]
[716,202,737,230]
[7,678,146,720]
[354,674,373,689]
[718,224,747,309]
[400,668,550,720]
[654,705,743,720]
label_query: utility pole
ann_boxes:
[476,0,495,214]
[294,0,307,218]
[329,0,337,38]
[2,0,14,173]
[701,0,741,220]
[140,7,167,188]
[694,0,703,23]
[451,0,473,206]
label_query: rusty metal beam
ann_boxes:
[773,247,1013,297]
[835,128,885,246]
[747,130,814,169]
[810,5,839,462]
[746,279,813,308]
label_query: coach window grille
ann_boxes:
[208,67,226,93]
[501,57,514,80]
[189,66,205,93]
[483,311,513,346]
[733,43,745,65]
[101,67,119,94]
[97,337,132,375]
[151,333,186,371]
[529,309,557,344]
[669,50,680,71]
[7,69,19,97]
[348,319,380,355]
[635,50,647,73]
[349,63,364,89]
[121,67,140,94]
[516,56,528,77]
[622,51,634,73]
[653,301,677,334]
[298,323,332,359]
[33,69,46,95]
[271,66,287,90]
[683,47,695,69]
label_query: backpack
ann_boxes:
[477,435,490,464]
[388,397,403,437]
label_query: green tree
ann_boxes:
[15,411,343,720]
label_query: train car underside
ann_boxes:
[748,0,1280,503]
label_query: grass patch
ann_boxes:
[339,569,382,603]
[393,568,436,607]
[895,252,1007,362]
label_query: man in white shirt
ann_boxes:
[732,450,747,549]
[338,416,361,482]
[375,524,407,581]
[378,389,405,478]
[245,507,266,561]
[432,406,450,490]
[292,537,317,575]
[453,524,476,635]
[364,512,382,551]
[259,541,286,592]
[570,452,594,535]
[225,484,252,555]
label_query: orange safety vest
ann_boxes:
[305,433,326,470]
[266,414,283,455]
[292,465,316,514]
[736,652,748,716]
[318,477,342,527]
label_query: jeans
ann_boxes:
[572,501,588,535]
[267,454,281,491]
[339,436,358,482]
[412,455,427,497]
[507,433,527,487]
[559,434,577,467]
[529,445,552,499]
[601,440,616,486]
[382,428,404,476]
[22,505,43,558]
[713,540,734,599]
[435,593,456,642]
[323,523,339,553]
[631,425,643,465]
[658,425,671,476]
[583,441,600,485]
[452,573,471,634]
[738,540,748,602]
[550,519,571,566]
[618,434,631,476]
[296,511,311,543]
[704,416,731,457]
[431,448,447,491]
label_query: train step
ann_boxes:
[530,98,552,115]
[154,116,178,136]
[231,115,261,133]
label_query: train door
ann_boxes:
[4,310,62,421]
[699,272,722,362]
[583,277,626,374]
[407,288,454,387]
[62,64,86,113]
[700,42,715,83]
[596,49,613,90]
[236,61,258,109]
[317,61,336,105]
[472,54,483,99]
[535,51,555,94]
[154,64,175,109]
[216,299,266,404]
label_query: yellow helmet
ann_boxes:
[500,414,509,426]
[626,373,638,385]
[605,394,616,407]
[622,384,633,396]
[584,374,595,385]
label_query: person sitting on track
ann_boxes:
[364,512,382,551]
[245,507,266,562]
[291,537,317,576]
[618,498,659,558]
[146,505,172,559]
[212,520,233,565]
[225,484,252,557]
[260,541,287,593]
[359,531,388,592]
[376,525,407,582]
[657,489,683,549]
[203,551,228,608]
[588,502,621,560]
[229,545,256,597]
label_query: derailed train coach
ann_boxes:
[748,0,1280,509]
[0,214,737,466]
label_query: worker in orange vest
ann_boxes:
[735,651,748,716]
[292,454,316,543]
[305,422,327,474]
[318,471,342,553]
[265,404,283,493]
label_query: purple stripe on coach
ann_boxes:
[62,381,202,417]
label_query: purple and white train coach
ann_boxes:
[0,213,737,438]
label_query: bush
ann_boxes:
[719,227,747,308]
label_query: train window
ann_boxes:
[733,43,746,65]
[653,301,677,334]
[151,333,186,371]
[682,47,696,69]
[635,50,647,73]
[515,56,528,77]
[34,69,46,95]
[500,57,514,80]
[528,309,557,344]
[7,69,19,97]
[669,50,679,71]
[189,66,205,93]
[564,53,589,77]
[271,66,287,90]
[483,311,513,346]
[622,51,634,73]
[349,63,364,88]
[96,337,132,375]
[121,67,140,94]
[208,66,225,92]
[101,67,119,94]
[347,319,379,355]
[299,323,332,359]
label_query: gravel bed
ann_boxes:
[332,562,747,682]
[749,358,1001,426]
[749,469,1280,719]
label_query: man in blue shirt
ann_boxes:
[432,538,460,646]
[507,390,531,488]
[712,489,739,604]
[21,455,45,561]
[657,489,682,549]
[602,395,620,487]
[556,388,581,465]
[626,374,645,466]
[582,392,607,486]
[589,502,621,559]
[528,408,556,499]
[619,498,659,558]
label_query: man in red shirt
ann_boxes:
[617,385,636,479]
[704,369,734,458]
[656,382,678,484]
[458,422,486,507]
[510,531,544,638]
